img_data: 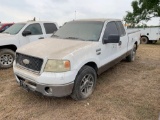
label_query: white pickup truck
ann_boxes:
[13,19,140,100]
[0,21,58,68]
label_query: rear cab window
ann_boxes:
[44,23,57,34]
[115,21,126,36]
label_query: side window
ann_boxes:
[116,21,126,36]
[103,22,119,40]
[24,23,42,35]
[44,23,57,34]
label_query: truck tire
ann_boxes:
[71,65,97,100]
[0,49,15,69]
[126,44,137,62]
[140,37,148,44]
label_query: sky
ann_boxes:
[0,0,159,26]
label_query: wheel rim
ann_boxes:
[80,74,94,97]
[0,54,14,66]
[141,38,147,44]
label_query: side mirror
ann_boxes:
[22,31,31,36]
[103,34,120,44]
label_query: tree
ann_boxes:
[124,0,160,25]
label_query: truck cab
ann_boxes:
[13,19,140,100]
[0,21,58,68]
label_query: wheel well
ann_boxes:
[0,45,17,52]
[141,35,149,41]
[84,62,98,73]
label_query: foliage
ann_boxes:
[124,0,160,26]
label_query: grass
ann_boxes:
[0,44,160,120]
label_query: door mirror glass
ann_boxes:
[22,30,31,36]
[103,34,120,44]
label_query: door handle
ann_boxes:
[96,48,101,55]
[119,41,122,46]
[39,37,44,39]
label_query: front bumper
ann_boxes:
[15,75,74,97]
[13,63,77,97]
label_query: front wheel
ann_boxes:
[0,49,15,69]
[126,44,137,62]
[71,66,97,100]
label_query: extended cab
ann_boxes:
[0,21,58,68]
[13,19,140,100]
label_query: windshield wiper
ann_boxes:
[87,39,97,42]
[64,37,85,41]
[52,35,60,38]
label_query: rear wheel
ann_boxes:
[126,44,137,62]
[0,49,15,69]
[71,66,97,100]
[140,37,148,44]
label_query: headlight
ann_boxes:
[44,60,70,72]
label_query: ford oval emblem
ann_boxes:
[23,59,30,65]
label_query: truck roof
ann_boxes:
[0,23,14,25]
[72,18,121,22]
[18,21,57,24]
[13,21,58,28]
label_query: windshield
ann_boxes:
[53,21,104,41]
[3,23,26,35]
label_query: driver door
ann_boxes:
[99,22,120,73]
[20,23,44,46]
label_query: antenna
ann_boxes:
[75,11,76,20]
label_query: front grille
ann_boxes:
[16,53,43,72]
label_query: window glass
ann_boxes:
[54,21,104,41]
[103,22,119,40]
[116,21,126,36]
[24,23,42,35]
[3,26,9,30]
[3,23,26,35]
[44,23,57,34]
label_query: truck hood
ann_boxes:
[0,33,15,39]
[0,33,16,45]
[17,38,95,59]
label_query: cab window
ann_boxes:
[44,23,57,34]
[24,23,42,35]
[103,22,119,40]
[115,21,126,36]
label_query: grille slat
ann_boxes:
[16,53,43,72]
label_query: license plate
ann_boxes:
[19,80,29,92]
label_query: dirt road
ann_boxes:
[0,43,160,120]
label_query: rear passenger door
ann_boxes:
[43,23,58,38]
[115,21,128,55]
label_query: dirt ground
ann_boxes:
[0,43,160,120]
